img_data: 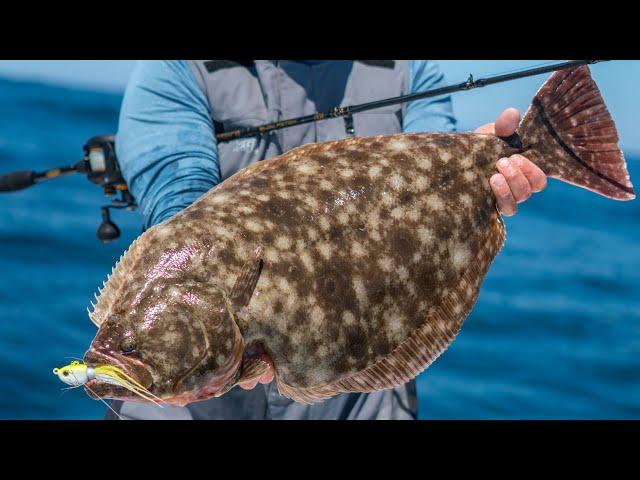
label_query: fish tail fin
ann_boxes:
[517,64,635,200]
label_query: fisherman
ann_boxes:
[110,60,547,420]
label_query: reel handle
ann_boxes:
[0,170,35,192]
[97,206,121,243]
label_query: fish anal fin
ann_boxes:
[276,215,506,404]
[230,247,264,308]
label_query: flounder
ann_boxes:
[82,66,634,405]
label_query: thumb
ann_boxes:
[494,108,521,137]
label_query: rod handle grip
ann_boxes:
[0,170,35,192]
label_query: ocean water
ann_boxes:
[0,77,638,420]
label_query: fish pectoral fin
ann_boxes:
[230,246,264,308]
[237,354,272,385]
[223,343,273,389]
[217,348,272,396]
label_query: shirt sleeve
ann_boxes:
[116,60,220,229]
[403,60,457,134]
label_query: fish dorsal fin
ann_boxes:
[88,234,145,327]
[230,247,264,309]
[275,215,506,404]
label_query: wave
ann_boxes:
[0,76,122,123]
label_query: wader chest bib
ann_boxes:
[113,60,418,420]
[187,60,409,179]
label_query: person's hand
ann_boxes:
[238,356,275,390]
[475,108,547,216]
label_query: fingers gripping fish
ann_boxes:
[56,66,634,405]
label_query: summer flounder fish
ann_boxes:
[80,66,634,405]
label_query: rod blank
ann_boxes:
[215,60,604,143]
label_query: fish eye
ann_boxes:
[62,371,69,377]
[121,339,136,355]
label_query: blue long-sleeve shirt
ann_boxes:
[116,61,457,229]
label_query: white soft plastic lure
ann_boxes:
[53,361,165,408]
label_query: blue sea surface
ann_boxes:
[0,77,638,419]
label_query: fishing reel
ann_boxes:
[83,135,137,242]
[0,134,136,243]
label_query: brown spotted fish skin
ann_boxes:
[85,65,634,405]
[215,133,513,390]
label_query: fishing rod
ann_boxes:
[215,60,605,142]
[0,59,608,243]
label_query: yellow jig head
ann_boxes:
[53,361,90,386]
[52,361,126,388]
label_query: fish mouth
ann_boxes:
[83,349,155,401]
